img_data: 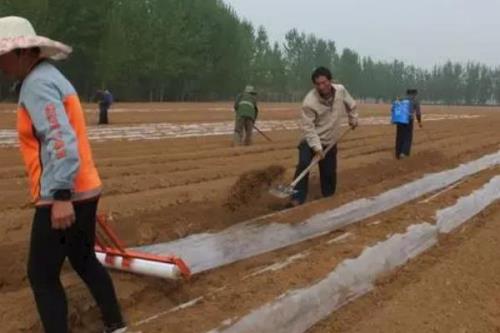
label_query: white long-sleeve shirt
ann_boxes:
[301,84,358,151]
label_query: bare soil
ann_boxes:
[0,102,498,332]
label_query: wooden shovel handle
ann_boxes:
[290,129,352,188]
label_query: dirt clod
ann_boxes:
[137,223,159,245]
[225,165,286,211]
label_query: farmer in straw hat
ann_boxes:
[0,17,129,333]
[233,85,259,146]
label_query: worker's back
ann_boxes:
[235,92,258,119]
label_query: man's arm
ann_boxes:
[414,100,422,125]
[343,88,359,129]
[106,92,114,105]
[234,94,242,111]
[301,106,322,152]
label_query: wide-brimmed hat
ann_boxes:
[0,16,72,60]
[244,85,257,95]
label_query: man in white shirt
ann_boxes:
[290,67,358,206]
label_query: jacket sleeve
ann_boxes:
[414,100,422,122]
[254,102,259,120]
[22,79,80,196]
[301,106,322,151]
[343,88,358,122]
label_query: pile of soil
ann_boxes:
[224,165,286,211]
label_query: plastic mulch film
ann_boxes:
[208,175,500,333]
[139,151,500,274]
[208,223,438,333]
[437,176,500,233]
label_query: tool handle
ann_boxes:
[253,124,273,142]
[289,157,320,188]
[290,129,352,188]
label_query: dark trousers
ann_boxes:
[234,116,254,145]
[395,120,414,158]
[291,141,338,204]
[28,199,124,333]
[99,103,109,124]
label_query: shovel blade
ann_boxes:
[269,185,297,199]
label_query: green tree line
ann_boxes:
[1,0,500,104]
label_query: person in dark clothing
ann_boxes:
[29,199,125,333]
[234,85,259,146]
[395,89,422,159]
[97,89,113,125]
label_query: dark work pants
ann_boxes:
[395,120,414,158]
[291,140,338,204]
[27,199,124,333]
[234,116,254,146]
[99,103,109,125]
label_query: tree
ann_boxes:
[492,69,500,104]
[0,1,497,104]
[336,49,362,94]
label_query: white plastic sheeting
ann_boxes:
[206,175,500,333]
[139,150,500,274]
[0,120,298,147]
[243,251,310,279]
[208,223,438,333]
[437,176,500,233]
[134,296,204,326]
[418,179,466,204]
[0,114,481,147]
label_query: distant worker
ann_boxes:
[97,89,113,125]
[392,89,422,159]
[0,16,127,333]
[289,67,358,207]
[233,85,259,146]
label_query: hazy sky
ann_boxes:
[224,0,500,68]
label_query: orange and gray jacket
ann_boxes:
[17,62,101,205]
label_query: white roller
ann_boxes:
[96,252,181,280]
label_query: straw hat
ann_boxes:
[0,16,72,60]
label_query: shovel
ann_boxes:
[269,128,352,199]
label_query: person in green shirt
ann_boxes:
[233,85,259,146]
